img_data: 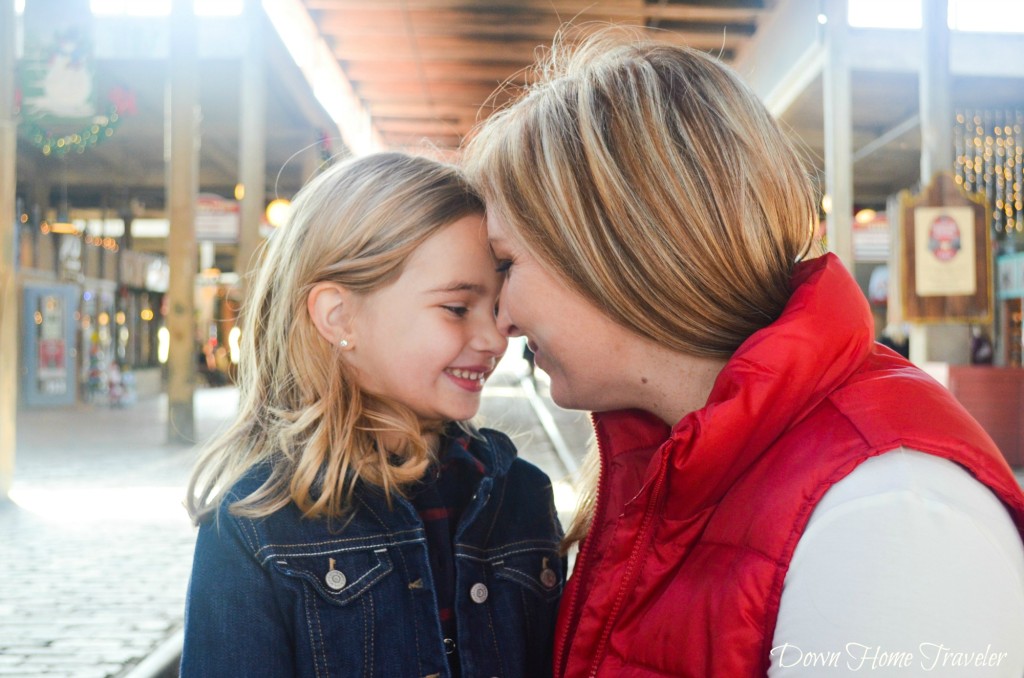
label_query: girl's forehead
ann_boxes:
[398,217,495,277]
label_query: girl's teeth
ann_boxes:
[450,369,483,380]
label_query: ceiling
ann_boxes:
[302,0,1024,208]
[14,0,1024,226]
[301,0,771,151]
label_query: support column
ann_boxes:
[0,0,17,497]
[166,0,199,443]
[236,0,265,284]
[910,0,968,366]
[920,1,953,183]
[822,0,854,270]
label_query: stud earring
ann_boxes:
[338,339,350,348]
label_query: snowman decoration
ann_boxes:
[36,30,94,119]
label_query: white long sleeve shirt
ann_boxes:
[769,449,1024,677]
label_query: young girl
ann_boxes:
[181,152,564,678]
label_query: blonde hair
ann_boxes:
[462,27,822,547]
[186,152,484,524]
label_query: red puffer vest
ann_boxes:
[554,254,1024,678]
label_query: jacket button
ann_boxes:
[540,567,558,589]
[469,582,489,604]
[325,569,347,590]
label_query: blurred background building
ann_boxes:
[3,0,1024,492]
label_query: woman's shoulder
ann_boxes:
[813,448,1021,523]
[773,449,1024,674]
[797,449,1024,569]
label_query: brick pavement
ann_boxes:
[1,387,236,678]
[0,345,592,678]
[4,346,1021,678]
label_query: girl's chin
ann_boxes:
[435,402,483,425]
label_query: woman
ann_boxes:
[463,28,1024,677]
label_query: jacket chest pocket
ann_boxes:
[273,546,393,606]
[271,547,406,677]
[491,548,563,602]
[456,545,562,677]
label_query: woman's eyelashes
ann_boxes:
[494,259,513,274]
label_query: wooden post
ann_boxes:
[920,0,953,185]
[0,0,17,496]
[822,0,854,270]
[236,0,266,285]
[910,0,969,365]
[166,0,199,443]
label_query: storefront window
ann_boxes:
[117,289,164,369]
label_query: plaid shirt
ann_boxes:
[407,431,486,678]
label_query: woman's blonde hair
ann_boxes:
[462,27,822,547]
[186,152,484,524]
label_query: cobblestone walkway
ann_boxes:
[0,388,236,677]
[0,345,592,678]
[10,352,1013,677]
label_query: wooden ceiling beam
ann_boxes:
[374,118,469,134]
[367,101,484,119]
[331,36,545,60]
[343,65,527,84]
[315,11,562,35]
[343,60,529,83]
[381,131,464,147]
[330,32,742,62]
[354,80,508,100]
[315,12,761,38]
[305,1,766,23]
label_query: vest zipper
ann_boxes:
[554,416,610,678]
[585,443,671,677]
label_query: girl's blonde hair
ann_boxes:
[186,152,484,524]
[462,28,822,548]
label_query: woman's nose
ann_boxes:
[494,285,521,339]
[476,309,508,357]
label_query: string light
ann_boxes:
[18,87,135,158]
[21,105,123,158]
[955,108,1024,235]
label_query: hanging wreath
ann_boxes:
[17,85,136,158]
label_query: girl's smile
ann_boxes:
[444,364,495,391]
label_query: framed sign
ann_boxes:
[901,173,991,323]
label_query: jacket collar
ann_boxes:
[592,254,875,514]
[463,426,518,478]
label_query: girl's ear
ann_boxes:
[307,282,357,347]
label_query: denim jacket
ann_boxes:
[181,428,564,678]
